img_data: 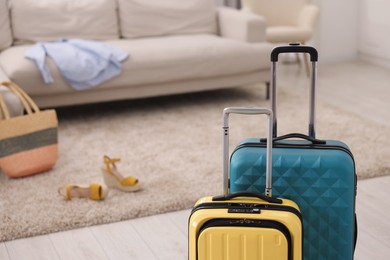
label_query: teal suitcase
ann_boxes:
[228,45,357,260]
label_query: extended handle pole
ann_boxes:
[309,61,317,138]
[222,107,273,197]
[270,44,318,62]
[270,44,318,138]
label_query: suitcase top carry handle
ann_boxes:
[271,44,318,62]
[213,191,282,204]
[260,133,326,145]
[222,107,273,197]
[271,43,318,138]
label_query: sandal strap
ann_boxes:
[58,186,72,201]
[120,176,139,186]
[65,186,72,200]
[89,183,102,201]
[103,155,121,172]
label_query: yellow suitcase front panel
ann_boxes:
[189,197,302,260]
[198,226,288,260]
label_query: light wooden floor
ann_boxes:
[1,59,389,259]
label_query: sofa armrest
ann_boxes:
[217,7,266,43]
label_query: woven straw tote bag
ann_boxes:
[0,81,58,178]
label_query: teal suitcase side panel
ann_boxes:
[230,141,356,260]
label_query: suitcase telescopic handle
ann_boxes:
[270,44,318,62]
[270,43,318,138]
[222,107,273,197]
[213,191,282,204]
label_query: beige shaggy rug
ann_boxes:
[1,84,390,242]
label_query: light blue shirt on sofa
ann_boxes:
[25,39,129,90]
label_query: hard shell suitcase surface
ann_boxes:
[189,108,303,260]
[229,45,357,260]
[189,192,303,260]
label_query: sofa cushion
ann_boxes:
[11,0,119,44]
[0,35,271,95]
[0,0,12,50]
[118,0,217,39]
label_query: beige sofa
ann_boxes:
[0,0,273,109]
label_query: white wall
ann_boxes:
[312,0,360,63]
[219,0,361,63]
[359,0,390,67]
[219,0,390,66]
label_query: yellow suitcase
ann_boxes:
[188,108,303,260]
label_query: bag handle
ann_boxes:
[0,81,40,115]
[213,191,282,204]
[0,94,10,120]
[0,82,31,114]
[222,107,273,197]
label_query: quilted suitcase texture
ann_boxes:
[229,45,357,260]
[189,108,303,260]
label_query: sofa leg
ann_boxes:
[265,82,270,100]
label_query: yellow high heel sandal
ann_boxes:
[101,155,142,192]
[58,183,109,201]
